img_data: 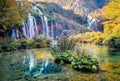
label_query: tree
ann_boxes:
[0,0,30,37]
[102,0,120,35]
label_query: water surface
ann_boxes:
[0,45,120,81]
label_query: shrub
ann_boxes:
[0,39,18,51]
[46,38,52,47]
[103,36,120,48]
[33,35,52,48]
[72,54,99,72]
[94,36,103,45]
[18,39,32,49]
[51,36,76,64]
[57,36,76,52]
[34,41,47,48]
[53,51,73,64]
[51,37,99,72]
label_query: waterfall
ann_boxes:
[10,28,19,39]
[10,29,16,39]
[21,5,50,39]
[51,21,54,39]
[87,15,97,30]
[22,13,38,39]
[44,16,49,38]
[31,5,50,38]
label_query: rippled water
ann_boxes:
[0,44,120,81]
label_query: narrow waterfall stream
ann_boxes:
[87,15,97,30]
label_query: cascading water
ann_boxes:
[22,13,38,40]
[51,21,54,39]
[44,16,49,38]
[10,29,17,39]
[11,4,52,39]
[22,5,50,39]
[33,6,50,38]
[87,15,97,30]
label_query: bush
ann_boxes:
[0,35,51,52]
[51,36,76,64]
[94,36,103,45]
[0,39,18,51]
[103,36,120,48]
[51,37,100,72]
[72,54,99,72]
[18,39,32,49]
[53,51,73,64]
[33,35,52,48]
[33,41,47,48]
[57,36,76,52]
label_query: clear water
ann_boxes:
[0,44,120,81]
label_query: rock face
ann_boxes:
[31,0,109,15]
[34,0,109,32]
[32,2,88,38]
[24,0,109,38]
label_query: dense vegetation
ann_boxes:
[73,0,120,48]
[0,0,52,52]
[0,0,31,37]
[51,36,99,72]
[0,35,51,52]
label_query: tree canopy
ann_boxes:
[0,0,30,37]
[102,0,120,36]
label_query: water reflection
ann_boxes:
[80,44,120,64]
[21,50,61,77]
[0,46,120,81]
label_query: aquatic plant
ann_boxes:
[53,51,73,64]
[51,36,76,64]
[51,37,99,72]
[57,36,76,52]
[72,51,99,72]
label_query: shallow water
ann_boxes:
[0,44,120,81]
